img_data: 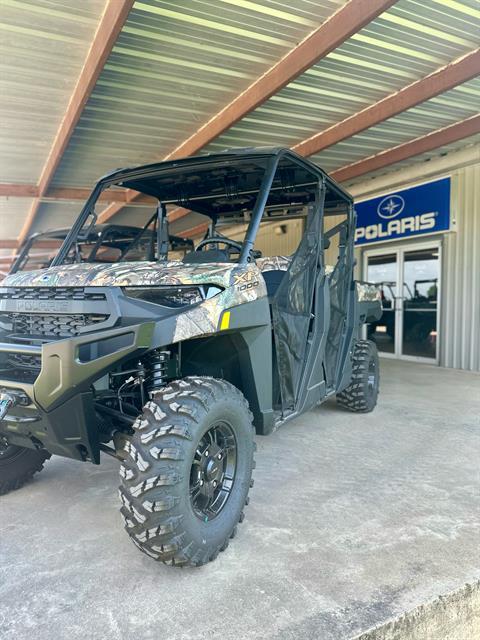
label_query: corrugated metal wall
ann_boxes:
[441,163,480,372]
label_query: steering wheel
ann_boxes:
[196,236,243,254]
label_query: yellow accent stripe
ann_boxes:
[220,311,231,330]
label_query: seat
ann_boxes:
[256,256,292,298]
[262,270,286,297]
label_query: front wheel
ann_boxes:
[0,440,50,495]
[337,340,379,412]
[119,377,255,567]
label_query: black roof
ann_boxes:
[97,148,352,218]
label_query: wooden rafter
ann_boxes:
[330,114,480,183]
[97,0,397,225]
[0,185,155,204]
[0,184,39,198]
[181,223,209,239]
[17,0,135,246]
[0,240,18,250]
[293,48,480,157]
[44,187,154,205]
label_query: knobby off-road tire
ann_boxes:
[119,377,255,567]
[337,340,379,413]
[0,444,50,495]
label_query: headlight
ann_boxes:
[123,285,223,308]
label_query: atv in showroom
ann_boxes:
[0,148,381,566]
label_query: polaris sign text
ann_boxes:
[354,177,451,246]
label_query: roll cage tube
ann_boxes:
[239,153,282,264]
[157,203,169,261]
[52,182,103,267]
[10,234,37,273]
[118,211,157,261]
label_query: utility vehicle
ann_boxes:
[9,224,194,273]
[0,148,381,566]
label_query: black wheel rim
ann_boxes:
[190,421,237,522]
[367,357,376,396]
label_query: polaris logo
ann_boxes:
[377,194,405,219]
[13,300,70,313]
[355,211,436,243]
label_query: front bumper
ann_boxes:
[0,323,154,462]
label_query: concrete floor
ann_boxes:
[0,360,479,640]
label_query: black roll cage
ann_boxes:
[53,148,354,267]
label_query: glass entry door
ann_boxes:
[365,252,397,354]
[364,244,440,361]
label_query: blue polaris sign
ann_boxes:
[354,177,451,246]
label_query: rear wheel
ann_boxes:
[119,377,255,566]
[0,439,50,495]
[337,340,379,412]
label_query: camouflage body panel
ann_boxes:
[256,256,335,277]
[170,278,266,342]
[2,261,268,344]
[3,260,253,289]
[256,256,291,272]
[356,281,381,303]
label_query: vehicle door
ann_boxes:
[270,184,323,413]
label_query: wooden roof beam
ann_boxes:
[0,184,39,198]
[293,48,480,157]
[330,114,480,183]
[0,240,19,250]
[180,223,209,239]
[44,187,154,205]
[0,185,155,204]
[17,0,135,246]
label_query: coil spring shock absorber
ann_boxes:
[144,350,171,395]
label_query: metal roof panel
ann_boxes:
[0,0,107,184]
[205,0,480,153]
[50,0,346,187]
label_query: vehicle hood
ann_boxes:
[1,261,259,289]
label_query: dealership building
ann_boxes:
[350,145,479,372]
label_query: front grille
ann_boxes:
[3,312,108,338]
[4,352,42,383]
[0,287,106,301]
[0,286,111,340]
[6,352,41,369]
